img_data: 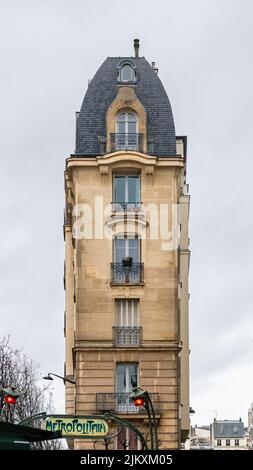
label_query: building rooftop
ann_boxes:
[213,420,245,438]
[75,56,176,157]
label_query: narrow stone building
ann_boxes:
[64,40,190,450]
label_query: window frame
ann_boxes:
[113,174,141,204]
[115,299,139,327]
[116,111,138,135]
[116,363,139,393]
[118,62,136,83]
[113,234,141,263]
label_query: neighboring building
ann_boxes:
[248,403,253,449]
[210,419,247,450]
[190,425,211,449]
[64,40,190,450]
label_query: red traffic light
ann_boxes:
[134,397,145,407]
[4,395,17,405]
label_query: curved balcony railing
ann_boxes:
[111,262,144,284]
[111,202,143,212]
[96,393,159,414]
[113,326,142,347]
[110,133,144,152]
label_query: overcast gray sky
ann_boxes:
[1,0,253,426]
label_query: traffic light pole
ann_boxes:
[130,387,159,450]
[143,395,155,450]
[145,392,158,450]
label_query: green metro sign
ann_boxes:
[43,415,109,438]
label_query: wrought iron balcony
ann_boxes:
[96,393,159,414]
[110,133,144,152]
[113,326,142,347]
[111,262,144,284]
[111,202,143,212]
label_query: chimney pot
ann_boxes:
[134,39,139,58]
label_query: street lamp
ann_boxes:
[43,373,75,385]
[130,387,158,450]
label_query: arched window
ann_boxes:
[116,112,137,134]
[118,63,135,82]
[115,112,138,150]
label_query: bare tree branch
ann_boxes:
[0,336,62,450]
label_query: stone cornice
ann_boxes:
[66,152,184,171]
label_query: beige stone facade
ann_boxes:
[64,53,190,449]
[64,144,190,450]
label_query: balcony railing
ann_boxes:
[110,133,144,152]
[111,202,143,212]
[113,326,142,347]
[96,393,159,414]
[111,262,144,284]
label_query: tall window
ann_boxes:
[116,299,139,327]
[114,236,140,263]
[217,439,221,446]
[235,439,239,446]
[116,112,138,150]
[113,175,140,209]
[114,299,140,347]
[226,439,230,446]
[112,235,142,284]
[116,363,138,412]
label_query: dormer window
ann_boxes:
[118,63,136,83]
[115,112,138,150]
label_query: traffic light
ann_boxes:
[130,388,147,408]
[4,395,17,405]
[0,387,20,412]
[134,396,145,407]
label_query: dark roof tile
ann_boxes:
[75,57,176,157]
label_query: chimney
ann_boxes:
[134,39,139,58]
[151,61,159,74]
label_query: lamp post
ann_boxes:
[43,373,75,385]
[130,387,158,450]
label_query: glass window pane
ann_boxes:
[128,121,137,134]
[128,364,138,389]
[116,300,121,325]
[121,65,132,81]
[115,238,126,262]
[114,176,125,203]
[117,365,126,392]
[116,364,138,393]
[118,113,126,122]
[122,300,126,325]
[128,113,136,122]
[132,299,138,326]
[117,121,125,134]
[128,176,140,203]
[128,238,139,262]
[116,299,139,326]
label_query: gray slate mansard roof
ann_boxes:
[213,420,245,439]
[75,57,176,157]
